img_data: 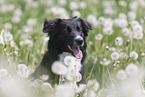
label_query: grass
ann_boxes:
[0,0,145,97]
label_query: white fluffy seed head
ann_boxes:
[55,84,75,97]
[51,61,67,75]
[39,75,49,81]
[87,79,99,91]
[100,58,111,66]
[133,31,143,40]
[64,56,76,66]
[103,27,113,35]
[0,69,8,78]
[17,64,29,78]
[4,32,13,42]
[32,79,43,87]
[111,52,120,60]
[133,24,143,32]
[125,63,138,77]
[130,20,139,27]
[87,15,96,23]
[72,11,81,17]
[128,11,136,20]
[116,70,127,80]
[130,51,138,60]
[122,28,130,36]
[115,37,123,46]
[41,82,52,91]
[95,34,103,40]
[76,72,82,82]
[69,1,79,10]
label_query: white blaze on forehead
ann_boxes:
[75,36,83,39]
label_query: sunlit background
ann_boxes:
[0,0,145,97]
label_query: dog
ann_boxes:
[28,16,92,85]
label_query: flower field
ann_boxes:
[0,0,145,97]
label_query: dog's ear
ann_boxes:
[78,18,93,36]
[43,18,62,35]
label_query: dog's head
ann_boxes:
[43,17,92,59]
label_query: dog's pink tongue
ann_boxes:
[73,47,83,59]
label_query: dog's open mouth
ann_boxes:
[67,45,82,59]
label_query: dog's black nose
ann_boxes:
[75,36,84,46]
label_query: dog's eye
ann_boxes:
[77,26,82,32]
[67,27,72,33]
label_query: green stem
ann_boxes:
[129,27,133,53]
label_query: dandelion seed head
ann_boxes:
[27,18,37,26]
[41,82,52,91]
[76,84,86,93]
[10,40,16,47]
[133,31,143,40]
[111,52,120,60]
[69,1,79,10]
[116,70,127,80]
[95,34,103,40]
[0,69,8,78]
[14,8,22,16]
[115,19,128,28]
[130,51,138,60]
[125,63,138,77]
[51,61,67,75]
[20,39,33,47]
[76,72,82,82]
[31,1,39,8]
[57,0,66,6]
[17,64,29,78]
[103,27,113,35]
[79,1,86,9]
[118,1,127,7]
[133,24,143,32]
[130,20,139,27]
[4,32,13,42]
[122,28,130,36]
[11,15,21,23]
[64,56,76,66]
[100,58,111,66]
[72,11,81,17]
[87,15,97,24]
[87,79,99,91]
[39,75,49,81]
[4,22,12,29]
[129,1,138,11]
[55,84,75,97]
[98,16,105,24]
[118,13,127,19]
[103,19,113,28]
[128,11,136,20]
[115,37,123,46]
[32,79,43,87]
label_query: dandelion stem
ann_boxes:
[129,27,133,53]
[135,39,139,51]
[59,75,62,85]
[26,48,30,65]
[102,65,105,89]
[87,58,97,80]
[107,67,113,84]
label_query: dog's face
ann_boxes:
[43,17,92,59]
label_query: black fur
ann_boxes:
[28,17,92,84]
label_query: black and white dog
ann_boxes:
[29,17,92,84]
